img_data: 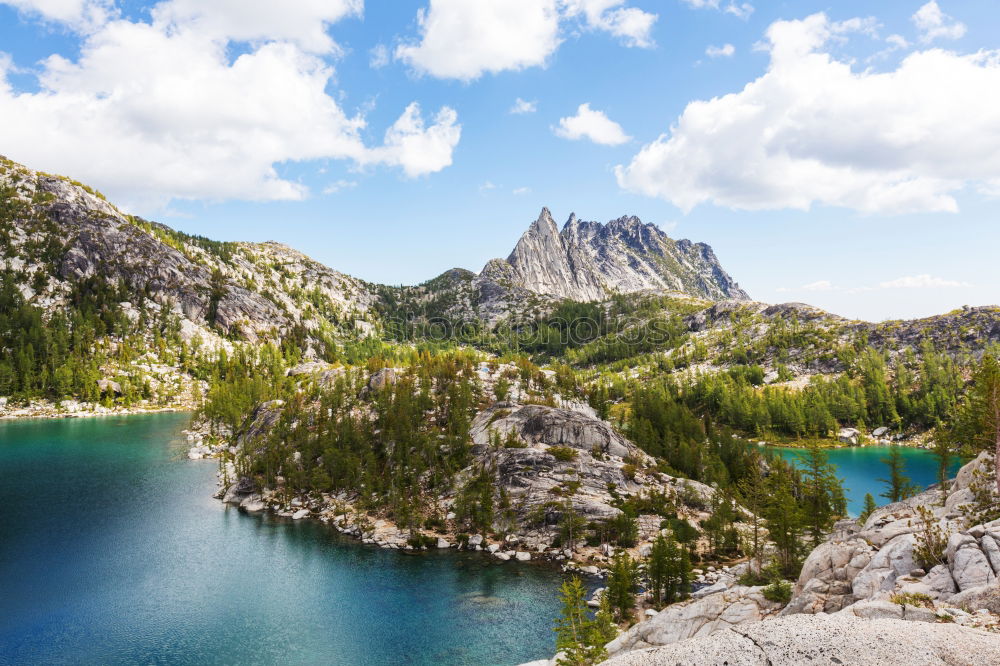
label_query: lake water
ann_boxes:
[771,444,962,517]
[0,414,569,666]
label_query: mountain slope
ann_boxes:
[495,207,749,302]
[1,155,378,356]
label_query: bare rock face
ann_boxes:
[468,403,678,526]
[781,539,875,615]
[605,585,783,657]
[851,533,918,599]
[1,157,377,346]
[783,453,1000,616]
[486,207,749,304]
[600,614,1000,666]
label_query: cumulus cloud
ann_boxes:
[395,0,561,81]
[555,103,630,146]
[510,97,537,115]
[0,1,460,210]
[395,0,656,80]
[706,43,735,57]
[513,186,532,195]
[616,12,1000,215]
[562,0,658,48]
[361,103,461,178]
[912,1,966,44]
[150,0,362,54]
[0,0,114,30]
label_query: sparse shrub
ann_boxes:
[549,446,578,462]
[762,579,792,604]
[890,592,933,608]
[913,505,947,570]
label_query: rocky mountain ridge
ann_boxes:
[1,156,377,356]
[495,207,749,303]
[5,153,1000,388]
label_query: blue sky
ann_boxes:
[1,0,998,322]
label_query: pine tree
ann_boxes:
[765,465,803,578]
[646,531,691,607]
[554,577,608,666]
[800,441,846,546]
[605,551,639,623]
[647,534,669,606]
[859,493,878,524]
[944,353,1000,495]
[877,445,916,503]
[737,455,768,575]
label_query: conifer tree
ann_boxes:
[737,455,768,575]
[800,441,846,546]
[859,493,878,524]
[877,445,916,503]
[764,465,803,578]
[605,551,639,623]
[944,353,1000,495]
[554,577,608,666]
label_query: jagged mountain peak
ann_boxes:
[492,208,749,303]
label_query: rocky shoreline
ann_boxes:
[190,398,734,584]
[524,452,1000,666]
[0,398,193,421]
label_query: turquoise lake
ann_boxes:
[770,444,962,516]
[0,414,570,666]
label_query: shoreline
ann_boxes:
[0,402,194,422]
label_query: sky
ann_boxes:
[1,0,998,322]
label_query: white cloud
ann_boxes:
[776,280,834,293]
[479,181,497,193]
[369,44,389,69]
[681,0,754,20]
[777,275,971,294]
[395,0,561,81]
[0,4,461,210]
[150,0,363,54]
[877,274,971,289]
[706,43,735,58]
[887,34,909,50]
[912,1,966,44]
[555,103,630,146]
[1,0,113,31]
[363,103,461,178]
[323,179,358,194]
[510,97,537,115]
[513,186,532,195]
[725,3,753,20]
[616,12,1000,215]
[561,0,658,48]
[395,0,656,81]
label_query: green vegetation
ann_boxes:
[762,578,793,604]
[878,445,917,503]
[605,551,640,623]
[646,532,691,607]
[859,493,878,523]
[554,577,617,666]
[206,350,483,528]
[941,352,1000,497]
